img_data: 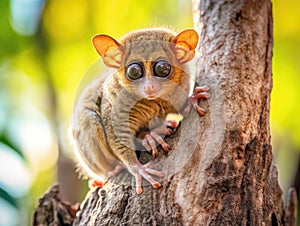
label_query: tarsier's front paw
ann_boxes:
[129,162,164,194]
[141,113,183,158]
[183,85,210,117]
[142,130,171,158]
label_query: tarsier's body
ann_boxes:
[72,28,209,194]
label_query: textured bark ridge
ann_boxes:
[33,185,79,226]
[33,0,298,225]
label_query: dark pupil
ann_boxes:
[154,60,171,77]
[126,63,143,80]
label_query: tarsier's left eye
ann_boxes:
[126,63,144,80]
[153,60,171,78]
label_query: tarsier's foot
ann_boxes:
[129,162,164,194]
[182,85,210,117]
[106,163,126,178]
[89,164,125,188]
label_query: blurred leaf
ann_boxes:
[10,0,45,36]
[0,0,35,62]
[0,186,17,208]
[273,0,300,38]
[42,0,90,44]
[0,134,25,161]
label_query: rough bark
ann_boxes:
[33,0,298,225]
[33,185,79,226]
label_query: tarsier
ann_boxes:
[72,28,209,194]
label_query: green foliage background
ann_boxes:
[0,0,299,225]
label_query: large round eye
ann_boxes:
[153,60,171,78]
[126,63,143,80]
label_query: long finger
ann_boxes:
[195,105,206,116]
[146,135,158,157]
[194,92,210,99]
[194,86,209,93]
[135,173,143,194]
[144,162,153,168]
[144,167,164,178]
[142,138,152,152]
[151,132,170,151]
[140,171,161,189]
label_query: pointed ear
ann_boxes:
[92,34,123,68]
[173,29,199,63]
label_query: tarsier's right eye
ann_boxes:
[153,60,171,78]
[126,63,143,80]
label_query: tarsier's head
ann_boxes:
[92,28,198,100]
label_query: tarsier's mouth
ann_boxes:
[145,94,157,99]
[143,91,159,99]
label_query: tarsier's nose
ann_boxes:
[144,83,155,95]
[142,78,160,98]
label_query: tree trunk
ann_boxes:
[33,0,298,225]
